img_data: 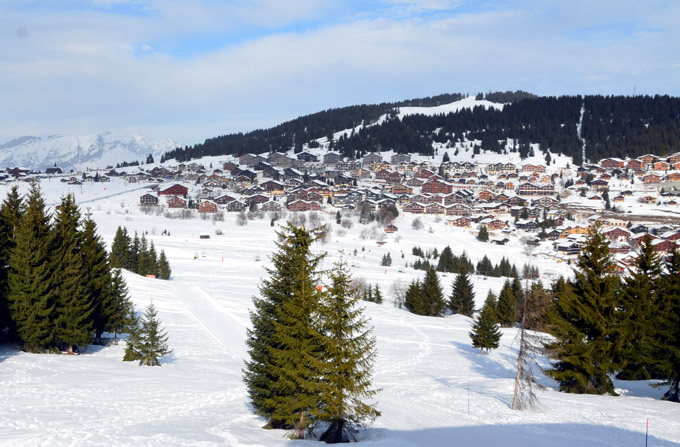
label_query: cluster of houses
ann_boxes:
[125,149,680,261]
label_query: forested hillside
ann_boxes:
[161,93,680,165]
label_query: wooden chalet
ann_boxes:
[159,184,189,197]
[139,193,159,206]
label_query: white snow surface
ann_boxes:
[0,179,679,447]
[0,132,180,172]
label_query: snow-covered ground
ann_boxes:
[0,178,679,447]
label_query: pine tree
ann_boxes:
[617,234,663,380]
[107,268,134,344]
[243,223,325,429]
[0,186,23,334]
[110,226,130,269]
[404,279,424,315]
[137,302,172,366]
[654,249,680,401]
[129,232,141,272]
[80,214,113,340]
[137,234,152,276]
[545,224,621,395]
[496,280,517,327]
[511,275,525,322]
[265,226,325,435]
[157,250,171,280]
[373,283,383,304]
[51,194,93,353]
[7,183,55,352]
[469,296,501,353]
[421,266,445,316]
[314,260,380,443]
[436,246,455,272]
[449,264,475,316]
[477,225,489,242]
[123,308,141,362]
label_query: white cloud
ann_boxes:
[0,1,678,144]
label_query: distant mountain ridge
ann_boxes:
[0,132,180,172]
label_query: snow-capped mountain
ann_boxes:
[0,132,180,172]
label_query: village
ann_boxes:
[5,149,680,275]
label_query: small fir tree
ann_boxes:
[373,283,383,304]
[157,250,172,280]
[137,302,172,366]
[109,226,130,269]
[421,266,446,316]
[469,296,501,353]
[496,280,517,327]
[477,226,489,242]
[0,186,23,334]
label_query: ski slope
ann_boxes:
[0,179,679,447]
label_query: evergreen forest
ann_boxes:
[0,185,133,353]
[159,93,680,165]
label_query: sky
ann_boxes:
[1,0,679,146]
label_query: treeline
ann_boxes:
[0,185,132,353]
[159,94,679,165]
[110,227,171,280]
[412,245,538,279]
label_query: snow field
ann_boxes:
[0,179,679,446]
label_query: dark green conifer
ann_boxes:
[404,279,424,315]
[107,268,134,344]
[314,260,380,443]
[110,226,130,269]
[496,280,517,327]
[469,295,501,353]
[243,223,325,429]
[477,225,489,242]
[654,249,680,401]
[158,250,171,280]
[0,186,23,334]
[7,184,55,352]
[137,302,172,366]
[373,283,383,304]
[51,194,93,353]
[449,264,475,316]
[617,234,663,380]
[80,214,113,340]
[421,266,445,316]
[545,224,621,395]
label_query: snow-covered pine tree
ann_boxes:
[137,302,171,366]
[313,260,380,443]
[8,183,56,352]
[421,266,445,316]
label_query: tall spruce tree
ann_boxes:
[469,294,501,353]
[0,186,23,334]
[243,223,325,430]
[449,264,475,317]
[546,224,621,395]
[496,280,517,327]
[314,260,380,443]
[421,266,446,316]
[7,183,55,352]
[80,214,113,340]
[51,194,93,353]
[653,249,680,402]
[107,268,134,344]
[617,235,663,380]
